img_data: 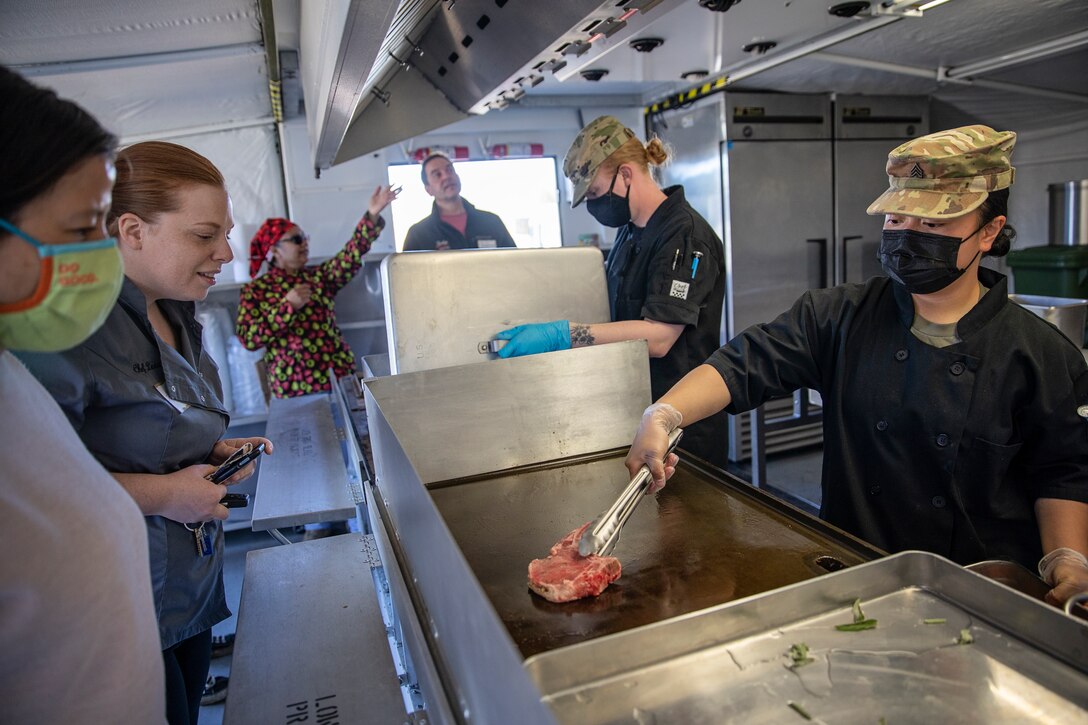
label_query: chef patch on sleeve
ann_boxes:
[669,280,690,300]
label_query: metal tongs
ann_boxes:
[578,428,684,558]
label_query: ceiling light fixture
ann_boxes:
[699,0,741,11]
[828,1,870,18]
[742,40,778,54]
[629,37,665,53]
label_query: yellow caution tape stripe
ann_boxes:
[644,75,728,115]
[269,79,283,123]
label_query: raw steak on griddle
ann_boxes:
[527,523,621,603]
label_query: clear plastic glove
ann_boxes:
[160,464,232,523]
[209,436,274,485]
[1040,547,1088,607]
[625,403,683,493]
[494,320,571,358]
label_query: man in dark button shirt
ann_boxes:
[403,152,516,251]
[625,125,1088,607]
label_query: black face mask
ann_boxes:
[585,170,632,228]
[878,225,985,295]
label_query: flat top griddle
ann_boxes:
[430,453,881,659]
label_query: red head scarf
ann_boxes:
[249,217,295,277]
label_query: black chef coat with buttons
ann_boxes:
[706,267,1088,568]
[606,185,728,468]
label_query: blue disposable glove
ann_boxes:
[493,320,571,358]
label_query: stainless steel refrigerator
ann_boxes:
[833,94,930,285]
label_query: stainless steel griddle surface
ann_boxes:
[429,453,879,659]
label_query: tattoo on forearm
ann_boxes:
[570,324,595,347]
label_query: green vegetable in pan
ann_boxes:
[835,597,878,631]
[852,598,866,623]
[788,701,813,720]
[835,619,878,632]
[787,642,814,668]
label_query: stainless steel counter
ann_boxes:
[361,352,390,378]
[528,551,1088,724]
[381,247,610,375]
[250,393,356,530]
[224,534,407,724]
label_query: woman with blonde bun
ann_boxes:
[496,115,729,469]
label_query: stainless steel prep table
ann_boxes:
[224,534,407,724]
[250,392,357,532]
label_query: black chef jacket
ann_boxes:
[403,198,516,251]
[707,267,1088,569]
[606,185,728,467]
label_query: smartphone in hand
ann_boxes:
[207,442,266,484]
[220,492,251,509]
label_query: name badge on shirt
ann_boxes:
[477,238,498,249]
[155,383,191,413]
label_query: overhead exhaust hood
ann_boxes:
[300,0,684,172]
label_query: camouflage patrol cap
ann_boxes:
[866,125,1016,219]
[564,115,637,208]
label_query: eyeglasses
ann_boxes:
[280,233,308,246]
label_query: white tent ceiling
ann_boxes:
[0,0,262,64]
[0,0,270,140]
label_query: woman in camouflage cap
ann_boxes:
[626,125,1088,606]
[493,115,729,468]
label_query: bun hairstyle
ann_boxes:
[645,137,669,166]
[107,141,225,235]
[979,188,1016,258]
[605,135,671,176]
[0,65,117,222]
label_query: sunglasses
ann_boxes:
[279,233,309,246]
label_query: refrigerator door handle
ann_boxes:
[806,238,828,289]
[842,235,865,283]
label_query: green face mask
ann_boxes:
[0,218,124,352]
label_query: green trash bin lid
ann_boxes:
[1007,245,1088,268]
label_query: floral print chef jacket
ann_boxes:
[237,213,381,397]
